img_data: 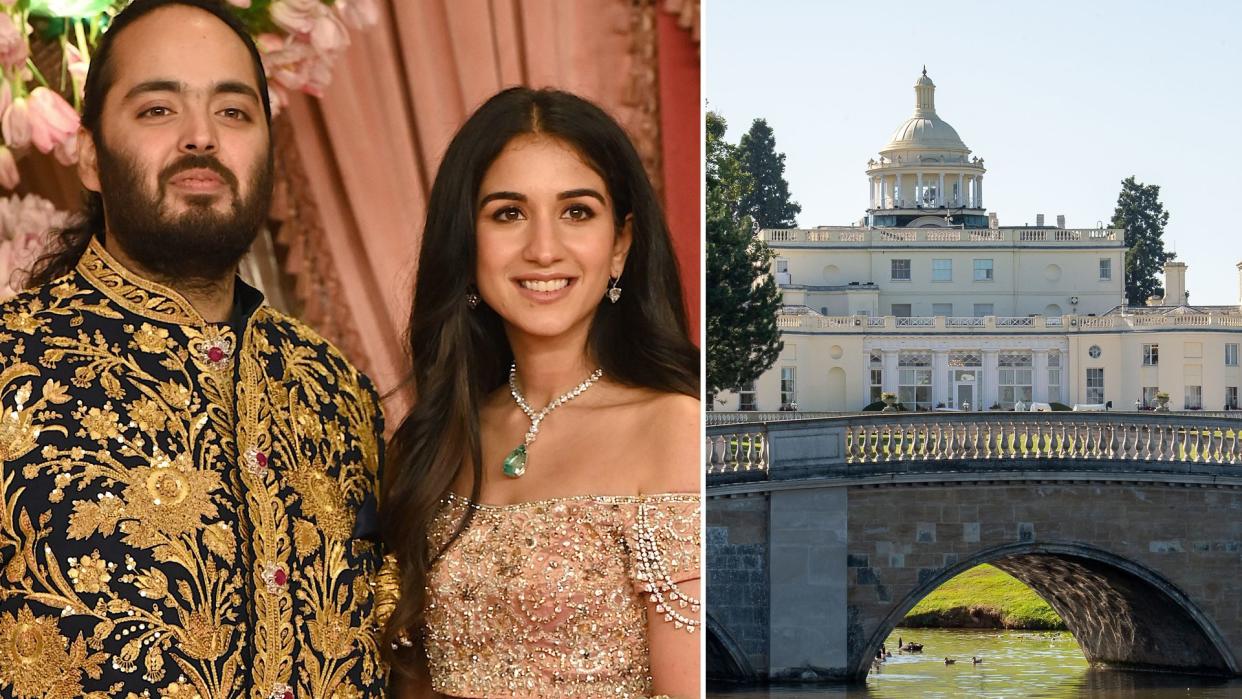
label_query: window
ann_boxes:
[1185,385,1203,410]
[891,304,912,317]
[775,258,788,273]
[973,303,994,317]
[738,382,756,411]
[1086,368,1104,404]
[869,351,883,404]
[1099,258,1111,280]
[932,258,953,282]
[998,352,1033,409]
[1088,345,1102,359]
[932,303,953,317]
[1047,351,1062,402]
[898,351,932,411]
[1227,387,1239,410]
[1143,344,1159,366]
[1142,386,1159,409]
[780,367,797,409]
[891,259,911,281]
[973,258,994,281]
[1227,343,1238,366]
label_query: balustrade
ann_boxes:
[761,227,1121,246]
[706,413,1242,476]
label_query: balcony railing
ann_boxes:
[776,313,1242,333]
[706,413,1242,478]
[763,227,1122,246]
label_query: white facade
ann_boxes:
[717,71,1242,414]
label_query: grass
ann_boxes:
[900,564,1067,630]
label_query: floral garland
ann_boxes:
[0,0,378,190]
[0,191,72,296]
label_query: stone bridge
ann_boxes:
[705,412,1242,682]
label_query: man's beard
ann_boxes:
[96,141,274,283]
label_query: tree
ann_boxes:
[1110,176,1172,306]
[706,111,783,400]
[738,118,801,230]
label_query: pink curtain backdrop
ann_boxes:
[9,1,700,420]
[277,0,701,414]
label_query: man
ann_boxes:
[0,2,386,697]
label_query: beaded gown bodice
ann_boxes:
[423,492,701,698]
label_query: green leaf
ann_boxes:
[28,0,116,19]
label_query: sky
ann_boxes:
[705,0,1241,304]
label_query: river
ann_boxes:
[707,628,1242,698]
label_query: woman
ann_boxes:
[381,87,701,698]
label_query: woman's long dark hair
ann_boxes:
[380,87,699,674]
[24,0,271,288]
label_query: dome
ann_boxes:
[883,115,967,152]
[880,69,970,154]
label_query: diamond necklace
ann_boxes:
[503,363,604,478]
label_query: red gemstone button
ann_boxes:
[283,690,293,699]
[255,451,268,468]
[273,568,287,586]
[207,347,225,363]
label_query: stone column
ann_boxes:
[977,176,983,208]
[958,172,965,206]
[769,487,849,676]
[860,351,875,407]
[916,172,923,206]
[938,172,945,207]
[1033,349,1049,403]
[982,349,999,409]
[932,350,949,408]
[882,349,899,395]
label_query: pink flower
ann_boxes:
[267,85,287,116]
[336,0,379,29]
[64,44,89,102]
[0,13,27,70]
[270,0,321,36]
[53,129,78,167]
[27,87,79,154]
[2,98,30,150]
[0,146,18,190]
[260,35,333,97]
[0,79,11,119]
[310,11,348,52]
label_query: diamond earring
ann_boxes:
[606,276,622,304]
[466,290,480,309]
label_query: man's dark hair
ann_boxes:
[24,0,272,288]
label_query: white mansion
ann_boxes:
[719,70,1242,413]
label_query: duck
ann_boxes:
[972,656,984,665]
[944,657,956,665]
[904,642,923,652]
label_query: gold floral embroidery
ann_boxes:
[0,241,386,697]
[77,239,203,327]
[0,606,104,699]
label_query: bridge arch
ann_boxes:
[856,541,1238,680]
[707,612,758,681]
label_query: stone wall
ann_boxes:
[847,483,1242,677]
[706,493,770,677]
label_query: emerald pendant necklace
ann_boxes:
[504,363,604,478]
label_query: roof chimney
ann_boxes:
[1056,214,1065,229]
[1036,214,1045,227]
[1237,261,1242,308]
[1163,261,1188,306]
[988,212,999,228]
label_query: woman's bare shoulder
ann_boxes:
[624,391,701,494]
